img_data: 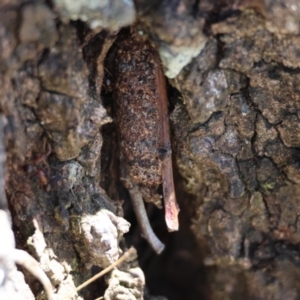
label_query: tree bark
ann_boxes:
[1,0,300,299]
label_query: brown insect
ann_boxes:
[26,139,52,192]
[113,31,179,254]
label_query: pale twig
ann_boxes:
[129,186,165,254]
[13,249,54,300]
[63,247,135,299]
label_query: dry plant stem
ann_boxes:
[161,158,179,231]
[63,247,135,299]
[13,249,54,300]
[129,186,165,254]
[155,58,180,231]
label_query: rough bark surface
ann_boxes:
[1,0,300,300]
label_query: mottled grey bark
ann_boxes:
[1,0,300,300]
